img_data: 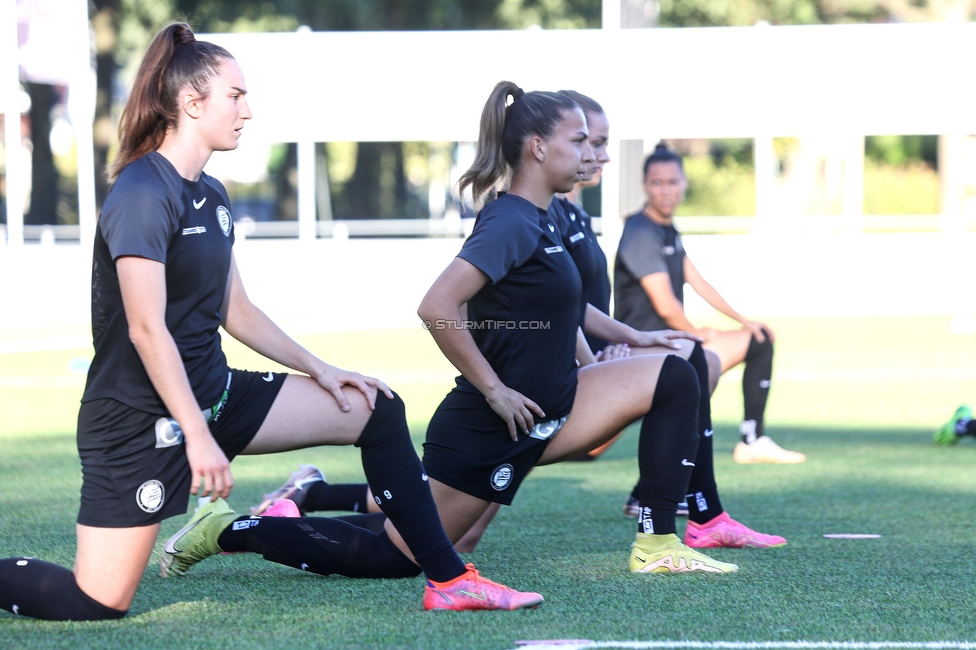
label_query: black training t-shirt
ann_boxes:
[83,151,235,413]
[613,210,685,332]
[454,193,583,419]
[550,196,611,353]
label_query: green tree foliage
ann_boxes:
[655,0,966,27]
[495,0,601,28]
[173,0,604,32]
[865,134,938,167]
[678,149,757,216]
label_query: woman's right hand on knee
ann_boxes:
[743,321,774,343]
[185,433,233,500]
[485,385,545,441]
[311,362,393,412]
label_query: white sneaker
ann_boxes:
[733,435,806,464]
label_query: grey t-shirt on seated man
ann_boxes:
[613,211,686,333]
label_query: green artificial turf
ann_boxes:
[1,315,975,648]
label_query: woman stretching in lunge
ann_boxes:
[0,24,538,621]
[255,89,784,558]
[417,82,737,575]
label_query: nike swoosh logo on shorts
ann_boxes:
[193,197,207,209]
[704,429,714,437]
[681,459,695,466]
[262,372,274,382]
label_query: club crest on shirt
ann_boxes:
[136,480,165,513]
[490,464,514,491]
[216,205,232,236]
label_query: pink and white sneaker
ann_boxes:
[250,464,325,515]
[261,498,301,518]
[684,512,786,549]
[424,563,544,611]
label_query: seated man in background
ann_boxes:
[614,142,805,464]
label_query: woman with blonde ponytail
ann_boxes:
[0,24,538,621]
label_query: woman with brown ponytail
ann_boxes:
[416,81,740,576]
[0,23,539,621]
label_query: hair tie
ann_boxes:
[174,26,196,45]
[506,86,525,108]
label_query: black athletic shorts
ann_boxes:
[77,369,286,527]
[422,389,567,505]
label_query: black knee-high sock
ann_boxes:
[354,391,465,582]
[742,331,774,441]
[217,516,421,579]
[685,343,724,524]
[0,558,127,621]
[637,355,701,536]
[302,482,371,513]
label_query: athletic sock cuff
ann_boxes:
[412,541,466,583]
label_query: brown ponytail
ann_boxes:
[109,22,232,181]
[458,81,579,207]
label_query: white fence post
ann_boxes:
[297,139,316,241]
[754,134,776,230]
[73,1,97,247]
[3,0,24,246]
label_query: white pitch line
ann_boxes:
[510,642,976,650]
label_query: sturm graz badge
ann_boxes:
[136,480,165,513]
[216,205,232,236]
[490,464,514,491]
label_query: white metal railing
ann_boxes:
[4,20,976,247]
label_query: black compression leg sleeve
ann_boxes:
[302,482,372,513]
[0,558,127,621]
[355,392,465,582]
[217,517,420,579]
[333,512,388,534]
[637,355,701,536]
[742,331,774,439]
[685,343,724,524]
